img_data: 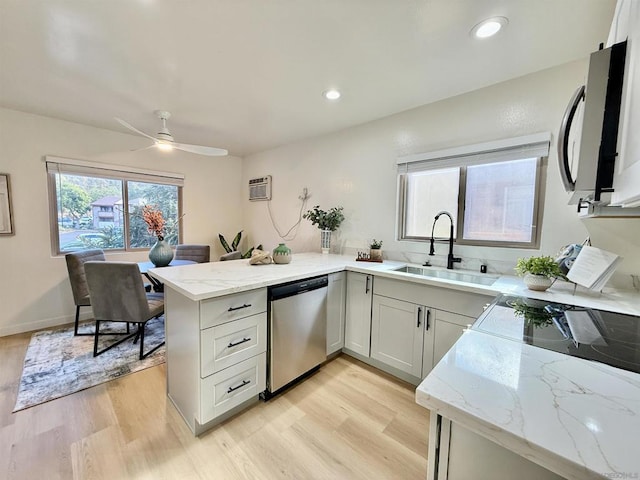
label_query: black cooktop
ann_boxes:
[473,294,640,375]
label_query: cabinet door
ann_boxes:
[371,296,424,377]
[433,311,473,366]
[327,272,346,354]
[421,308,435,378]
[345,272,373,357]
[611,2,640,207]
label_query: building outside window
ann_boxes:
[46,157,183,254]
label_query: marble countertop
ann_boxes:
[150,253,640,316]
[148,252,401,301]
[416,329,640,479]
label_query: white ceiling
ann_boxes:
[0,0,616,157]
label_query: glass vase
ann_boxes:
[320,230,331,254]
[149,237,174,267]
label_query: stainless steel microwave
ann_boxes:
[558,40,627,208]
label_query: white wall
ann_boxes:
[0,108,243,336]
[242,59,640,287]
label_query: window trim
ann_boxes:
[46,156,184,255]
[396,133,550,249]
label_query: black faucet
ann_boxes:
[428,211,461,270]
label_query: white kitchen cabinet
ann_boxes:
[430,415,563,480]
[432,310,474,367]
[610,1,640,207]
[344,272,373,357]
[327,271,346,355]
[165,287,267,435]
[370,276,491,381]
[371,295,429,378]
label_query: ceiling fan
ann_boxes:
[115,110,228,156]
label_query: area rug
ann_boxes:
[13,316,165,412]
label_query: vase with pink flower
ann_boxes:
[143,205,175,267]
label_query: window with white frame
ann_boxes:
[397,133,550,248]
[46,157,183,254]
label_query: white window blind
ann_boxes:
[397,132,551,173]
[45,156,185,187]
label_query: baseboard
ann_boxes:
[0,312,93,337]
[342,348,422,386]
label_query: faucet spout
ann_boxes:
[429,211,462,270]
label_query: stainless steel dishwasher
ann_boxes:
[266,275,328,396]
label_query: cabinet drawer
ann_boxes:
[200,353,266,424]
[200,288,267,329]
[201,312,267,377]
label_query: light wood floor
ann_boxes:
[0,331,429,479]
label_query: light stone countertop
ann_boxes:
[149,252,640,316]
[415,329,640,480]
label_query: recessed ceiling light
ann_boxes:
[323,89,341,100]
[471,16,508,39]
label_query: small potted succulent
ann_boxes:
[514,255,565,291]
[303,205,345,254]
[370,239,383,261]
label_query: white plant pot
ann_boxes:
[524,273,553,291]
[320,230,331,254]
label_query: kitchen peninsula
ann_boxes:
[150,253,640,479]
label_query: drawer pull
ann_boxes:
[228,303,251,312]
[227,337,251,348]
[227,379,251,393]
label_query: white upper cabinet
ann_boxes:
[610,0,640,206]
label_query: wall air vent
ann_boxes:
[249,175,272,201]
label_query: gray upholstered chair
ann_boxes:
[175,244,210,263]
[65,249,107,336]
[84,261,165,360]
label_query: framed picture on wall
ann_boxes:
[0,173,14,235]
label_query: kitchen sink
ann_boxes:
[392,265,498,286]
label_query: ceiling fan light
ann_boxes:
[156,142,174,152]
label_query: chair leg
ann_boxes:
[138,321,165,360]
[93,319,100,356]
[139,323,145,360]
[93,319,138,358]
[74,306,94,336]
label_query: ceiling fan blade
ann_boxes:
[115,117,158,142]
[173,142,228,156]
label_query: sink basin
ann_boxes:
[393,265,498,286]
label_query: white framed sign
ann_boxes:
[0,174,14,235]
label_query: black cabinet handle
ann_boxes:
[425,309,431,331]
[417,307,422,328]
[227,379,250,394]
[228,303,251,312]
[227,337,251,348]
[365,276,370,294]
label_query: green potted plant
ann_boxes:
[514,255,565,291]
[370,239,383,261]
[303,205,345,254]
